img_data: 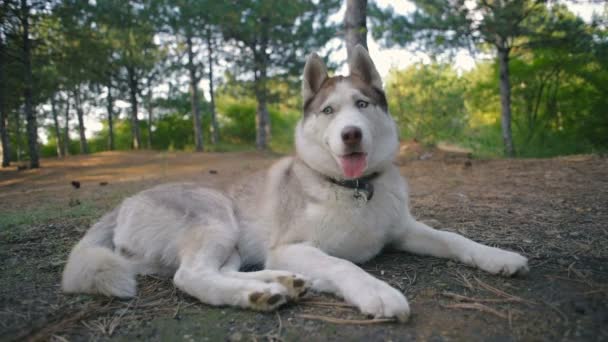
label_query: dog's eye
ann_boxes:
[356,100,369,108]
[322,106,333,114]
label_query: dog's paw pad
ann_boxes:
[248,290,286,311]
[276,275,311,300]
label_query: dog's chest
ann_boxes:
[303,191,398,263]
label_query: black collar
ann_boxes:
[327,172,380,201]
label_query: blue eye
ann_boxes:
[322,106,333,114]
[356,100,369,108]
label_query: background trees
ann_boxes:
[0,0,605,168]
[220,0,340,149]
[371,0,606,157]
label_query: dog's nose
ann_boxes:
[341,126,362,147]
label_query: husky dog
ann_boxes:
[62,45,528,321]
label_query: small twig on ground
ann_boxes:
[299,299,354,308]
[107,300,135,336]
[474,277,534,304]
[298,314,396,325]
[23,303,113,342]
[275,312,283,339]
[567,262,587,280]
[173,301,181,319]
[454,271,474,290]
[441,303,508,319]
[441,291,521,303]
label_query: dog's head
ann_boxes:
[295,45,399,180]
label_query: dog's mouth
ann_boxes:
[338,152,367,179]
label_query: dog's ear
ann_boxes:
[349,45,382,90]
[302,53,328,104]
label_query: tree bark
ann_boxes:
[146,80,153,149]
[73,86,89,154]
[186,32,204,152]
[14,110,22,162]
[50,95,64,157]
[127,65,141,150]
[64,96,70,156]
[497,46,515,157]
[0,100,9,167]
[255,88,270,150]
[0,36,10,167]
[206,28,219,145]
[106,84,115,150]
[344,0,368,61]
[253,21,270,150]
[21,0,39,168]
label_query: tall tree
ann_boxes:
[63,95,70,155]
[0,34,10,167]
[73,85,88,154]
[105,81,115,150]
[155,0,213,151]
[371,0,549,157]
[94,0,159,150]
[21,0,39,167]
[221,0,340,149]
[50,95,64,157]
[126,65,141,149]
[185,31,204,151]
[206,27,219,145]
[344,0,368,60]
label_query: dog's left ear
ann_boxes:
[302,53,329,105]
[349,45,383,90]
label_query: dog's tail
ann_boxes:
[61,207,136,298]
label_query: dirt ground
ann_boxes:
[1,150,607,341]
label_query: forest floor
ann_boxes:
[1,150,607,341]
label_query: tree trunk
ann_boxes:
[255,89,270,150]
[127,66,141,150]
[146,81,153,149]
[344,0,368,61]
[14,110,22,162]
[106,84,115,150]
[21,0,39,168]
[497,47,515,157]
[50,95,64,157]
[0,101,9,167]
[206,28,219,145]
[186,32,204,152]
[253,22,270,150]
[73,86,89,154]
[64,96,70,156]
[0,36,10,167]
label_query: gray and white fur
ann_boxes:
[62,45,528,321]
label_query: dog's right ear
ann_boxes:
[302,53,328,104]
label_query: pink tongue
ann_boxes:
[339,154,367,179]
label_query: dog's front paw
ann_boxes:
[347,280,410,322]
[471,246,529,276]
[276,274,310,300]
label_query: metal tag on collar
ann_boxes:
[353,188,367,203]
[353,179,368,203]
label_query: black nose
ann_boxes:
[341,126,362,147]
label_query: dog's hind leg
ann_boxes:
[173,221,290,311]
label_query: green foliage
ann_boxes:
[386,53,608,158]
[386,64,467,143]
[215,93,299,153]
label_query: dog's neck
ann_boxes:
[326,172,380,201]
[293,155,383,202]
